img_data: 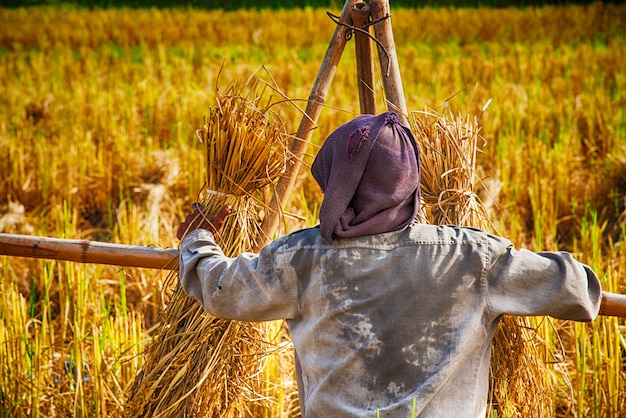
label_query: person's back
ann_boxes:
[180,220,600,417]
[277,223,497,417]
[177,112,601,417]
[249,222,598,417]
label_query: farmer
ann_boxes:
[176,111,601,417]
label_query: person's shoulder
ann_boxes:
[406,222,512,246]
[271,226,325,249]
[288,226,323,240]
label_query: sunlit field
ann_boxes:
[1,3,626,417]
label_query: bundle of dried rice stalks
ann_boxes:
[413,108,491,229]
[125,72,293,418]
[410,107,555,417]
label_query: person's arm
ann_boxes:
[177,205,298,322]
[485,242,602,321]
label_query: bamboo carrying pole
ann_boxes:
[0,233,178,270]
[1,232,624,318]
[600,292,626,318]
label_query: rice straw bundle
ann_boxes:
[412,108,491,229]
[125,72,292,417]
[410,107,555,417]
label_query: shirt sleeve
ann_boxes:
[485,238,602,321]
[178,229,299,322]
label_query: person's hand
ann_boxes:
[177,203,232,240]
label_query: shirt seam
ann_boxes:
[274,246,302,319]
[276,239,484,255]
[483,237,495,320]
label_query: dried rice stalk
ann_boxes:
[410,107,555,417]
[125,71,292,418]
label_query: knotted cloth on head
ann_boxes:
[311,111,421,242]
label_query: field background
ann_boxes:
[1,2,626,417]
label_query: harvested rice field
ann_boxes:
[1,3,625,417]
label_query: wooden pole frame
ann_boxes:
[370,0,409,125]
[257,0,359,246]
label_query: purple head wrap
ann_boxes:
[311,112,421,242]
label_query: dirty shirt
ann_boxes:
[179,223,601,418]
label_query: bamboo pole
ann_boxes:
[600,292,626,318]
[0,233,178,270]
[370,0,408,125]
[258,0,359,247]
[2,232,624,319]
[352,1,376,115]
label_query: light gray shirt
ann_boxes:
[179,222,602,418]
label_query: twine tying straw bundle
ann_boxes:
[411,107,555,417]
[125,72,293,417]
